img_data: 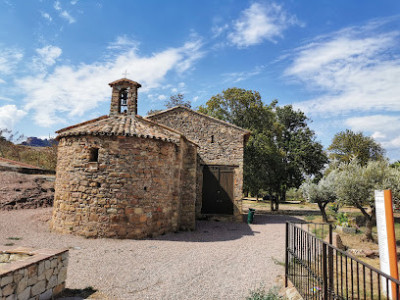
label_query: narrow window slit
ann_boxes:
[89,148,99,162]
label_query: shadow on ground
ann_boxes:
[56,287,102,299]
[249,214,305,225]
[152,215,304,243]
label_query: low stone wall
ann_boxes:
[0,247,68,300]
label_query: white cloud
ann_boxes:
[60,11,75,23]
[286,22,400,116]
[228,2,302,47]
[54,1,61,11]
[107,35,139,51]
[212,24,229,38]
[0,105,26,129]
[41,12,52,21]
[0,96,14,101]
[223,66,263,83]
[70,0,78,5]
[0,47,23,82]
[17,38,204,127]
[35,45,62,67]
[53,1,76,24]
[345,115,400,150]
[157,95,167,101]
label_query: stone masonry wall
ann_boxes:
[0,247,68,300]
[51,135,195,238]
[148,108,247,220]
[178,139,197,230]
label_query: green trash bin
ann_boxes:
[247,208,255,224]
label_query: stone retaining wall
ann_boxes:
[0,247,68,300]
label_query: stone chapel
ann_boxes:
[50,78,250,239]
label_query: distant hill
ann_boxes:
[20,137,57,147]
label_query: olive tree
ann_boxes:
[301,171,337,222]
[334,159,400,241]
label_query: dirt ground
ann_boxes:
[0,172,54,210]
[0,208,295,300]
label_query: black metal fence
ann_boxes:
[285,222,400,299]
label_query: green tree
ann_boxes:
[165,93,191,109]
[147,93,191,115]
[390,160,400,168]
[328,129,385,166]
[334,159,400,241]
[199,89,327,210]
[275,105,328,208]
[301,171,337,222]
[198,88,272,132]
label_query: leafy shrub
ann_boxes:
[246,286,283,300]
[336,212,349,227]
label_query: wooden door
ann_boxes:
[201,165,234,214]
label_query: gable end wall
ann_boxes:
[148,109,244,220]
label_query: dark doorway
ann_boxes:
[201,165,234,214]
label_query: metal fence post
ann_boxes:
[323,242,328,299]
[285,222,289,288]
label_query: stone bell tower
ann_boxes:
[108,78,142,116]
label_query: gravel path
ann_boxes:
[0,208,298,299]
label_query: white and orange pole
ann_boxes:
[375,189,399,299]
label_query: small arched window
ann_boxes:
[119,88,128,113]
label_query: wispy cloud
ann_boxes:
[41,11,52,22]
[54,1,61,11]
[54,0,76,24]
[0,47,23,82]
[223,66,264,83]
[33,45,62,71]
[17,37,204,127]
[286,20,400,116]
[227,2,302,48]
[60,10,75,24]
[107,35,139,51]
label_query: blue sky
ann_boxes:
[1,1,400,161]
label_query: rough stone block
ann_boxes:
[47,275,57,289]
[17,286,31,300]
[52,282,65,296]
[1,275,13,287]
[38,289,53,300]
[2,283,15,296]
[31,280,46,296]
[45,268,53,280]
[16,275,28,294]
[27,265,37,277]
[5,294,16,300]
[44,260,51,270]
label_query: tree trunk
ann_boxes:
[364,214,375,242]
[354,203,375,242]
[318,202,329,223]
[275,195,279,211]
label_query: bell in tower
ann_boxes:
[119,88,128,113]
[108,78,142,116]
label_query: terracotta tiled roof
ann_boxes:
[56,114,184,144]
[108,78,141,87]
[147,106,251,135]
